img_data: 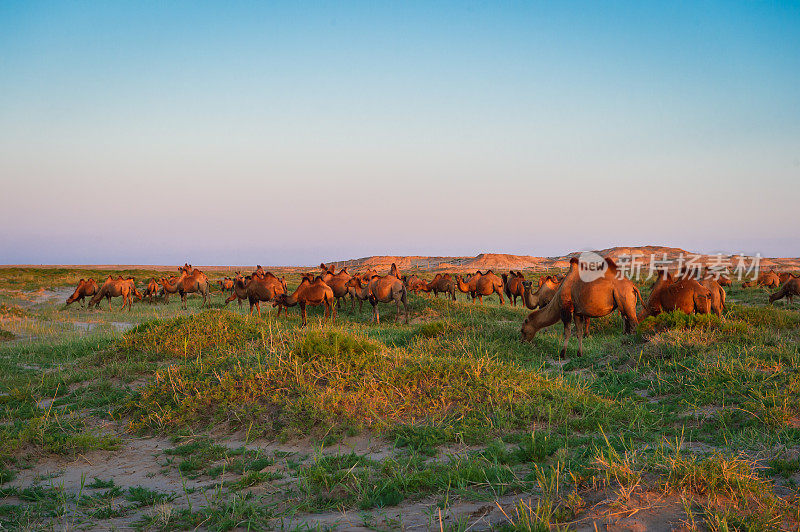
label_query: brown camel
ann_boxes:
[389,263,401,280]
[218,278,235,292]
[159,276,180,303]
[144,278,160,304]
[757,271,781,288]
[456,271,505,305]
[367,274,408,324]
[273,277,335,326]
[345,276,372,313]
[638,271,712,320]
[520,258,643,357]
[66,279,98,307]
[770,278,800,305]
[160,267,211,309]
[699,277,726,317]
[403,275,429,294]
[357,269,378,283]
[521,276,560,310]
[320,267,354,311]
[502,271,526,306]
[778,272,800,285]
[88,276,141,311]
[224,273,249,308]
[244,271,288,316]
[427,273,457,301]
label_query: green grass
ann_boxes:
[0,268,798,529]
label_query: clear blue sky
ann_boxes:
[1,1,798,265]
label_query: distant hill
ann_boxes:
[326,246,800,272]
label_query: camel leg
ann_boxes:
[372,301,379,324]
[585,318,590,336]
[574,316,585,357]
[300,302,307,327]
[497,289,504,305]
[559,315,573,358]
[395,299,400,323]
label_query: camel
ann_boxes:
[88,276,141,311]
[521,276,560,310]
[455,271,505,305]
[160,267,211,309]
[389,263,401,280]
[66,279,98,307]
[757,271,781,289]
[218,278,235,292]
[770,278,800,305]
[403,275,431,295]
[427,273,456,301]
[225,273,249,308]
[679,268,726,318]
[638,271,712,320]
[502,271,526,307]
[273,277,335,326]
[357,269,379,283]
[715,275,732,287]
[367,274,408,324]
[345,276,372,313]
[699,277,726,317]
[520,258,643,357]
[159,276,180,304]
[320,267,354,311]
[144,278,160,304]
[244,270,288,316]
[778,272,800,285]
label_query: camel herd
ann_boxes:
[64,260,800,357]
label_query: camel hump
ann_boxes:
[569,257,579,265]
[604,257,618,272]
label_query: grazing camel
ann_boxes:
[88,276,141,311]
[367,274,408,324]
[273,277,335,326]
[520,258,643,357]
[770,278,800,305]
[160,267,211,309]
[144,278,160,304]
[245,271,288,316]
[456,271,505,305]
[699,277,726,317]
[638,271,712,320]
[502,271,526,306]
[66,279,98,307]
[757,271,781,289]
[404,275,430,294]
[431,273,457,301]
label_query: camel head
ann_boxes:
[520,310,543,342]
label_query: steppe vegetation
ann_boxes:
[0,266,798,530]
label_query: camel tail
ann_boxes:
[632,285,645,311]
